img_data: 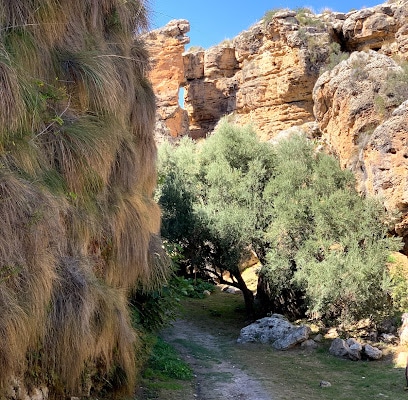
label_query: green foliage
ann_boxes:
[295,7,325,28]
[260,135,401,324]
[263,8,287,24]
[320,42,349,73]
[374,59,408,116]
[158,123,401,325]
[386,254,408,312]
[143,337,193,381]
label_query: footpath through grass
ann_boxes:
[139,287,408,400]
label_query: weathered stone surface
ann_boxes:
[273,325,311,350]
[147,1,408,140]
[182,15,331,139]
[314,50,400,168]
[237,314,310,349]
[313,50,408,249]
[346,338,363,360]
[356,100,408,250]
[301,339,318,349]
[319,380,332,388]
[364,344,383,360]
[144,20,190,137]
[329,338,350,358]
[184,50,204,79]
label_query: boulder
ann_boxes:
[347,339,363,361]
[329,338,350,358]
[313,333,323,343]
[364,344,383,360]
[237,314,310,349]
[319,380,332,388]
[399,312,408,345]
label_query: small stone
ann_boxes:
[203,290,211,296]
[313,333,323,342]
[301,339,318,349]
[320,380,332,387]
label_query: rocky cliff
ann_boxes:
[147,0,408,251]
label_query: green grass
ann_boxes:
[172,338,220,362]
[143,337,193,381]
[145,289,408,399]
[138,337,193,399]
[184,289,407,399]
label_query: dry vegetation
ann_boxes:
[0,0,167,397]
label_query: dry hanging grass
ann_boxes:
[0,0,168,397]
[43,256,139,394]
[0,170,63,388]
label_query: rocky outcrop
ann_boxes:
[144,20,190,138]
[148,2,408,140]
[313,50,408,251]
[148,2,408,247]
[313,50,401,169]
[237,314,311,349]
[184,12,331,139]
[338,2,408,56]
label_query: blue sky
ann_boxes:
[149,0,384,49]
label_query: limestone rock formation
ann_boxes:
[148,1,408,247]
[144,20,190,138]
[147,2,408,140]
[313,50,400,169]
[336,1,408,56]
[184,13,332,139]
[313,50,408,251]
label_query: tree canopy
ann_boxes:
[157,121,401,323]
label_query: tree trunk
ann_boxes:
[233,271,255,319]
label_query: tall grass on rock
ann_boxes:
[0,0,168,397]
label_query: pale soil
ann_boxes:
[161,318,274,400]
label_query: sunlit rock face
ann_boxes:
[313,51,408,252]
[144,19,190,138]
[183,13,331,140]
[147,2,408,140]
[148,1,408,250]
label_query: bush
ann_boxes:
[259,135,401,324]
[295,7,325,28]
[263,8,287,24]
[374,59,408,116]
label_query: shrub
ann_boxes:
[0,1,167,397]
[374,59,408,116]
[386,252,408,312]
[158,124,402,326]
[295,7,325,28]
[259,135,401,324]
[320,42,349,73]
[263,8,287,25]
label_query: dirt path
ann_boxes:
[161,318,274,400]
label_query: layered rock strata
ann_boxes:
[144,20,190,138]
[313,50,408,251]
